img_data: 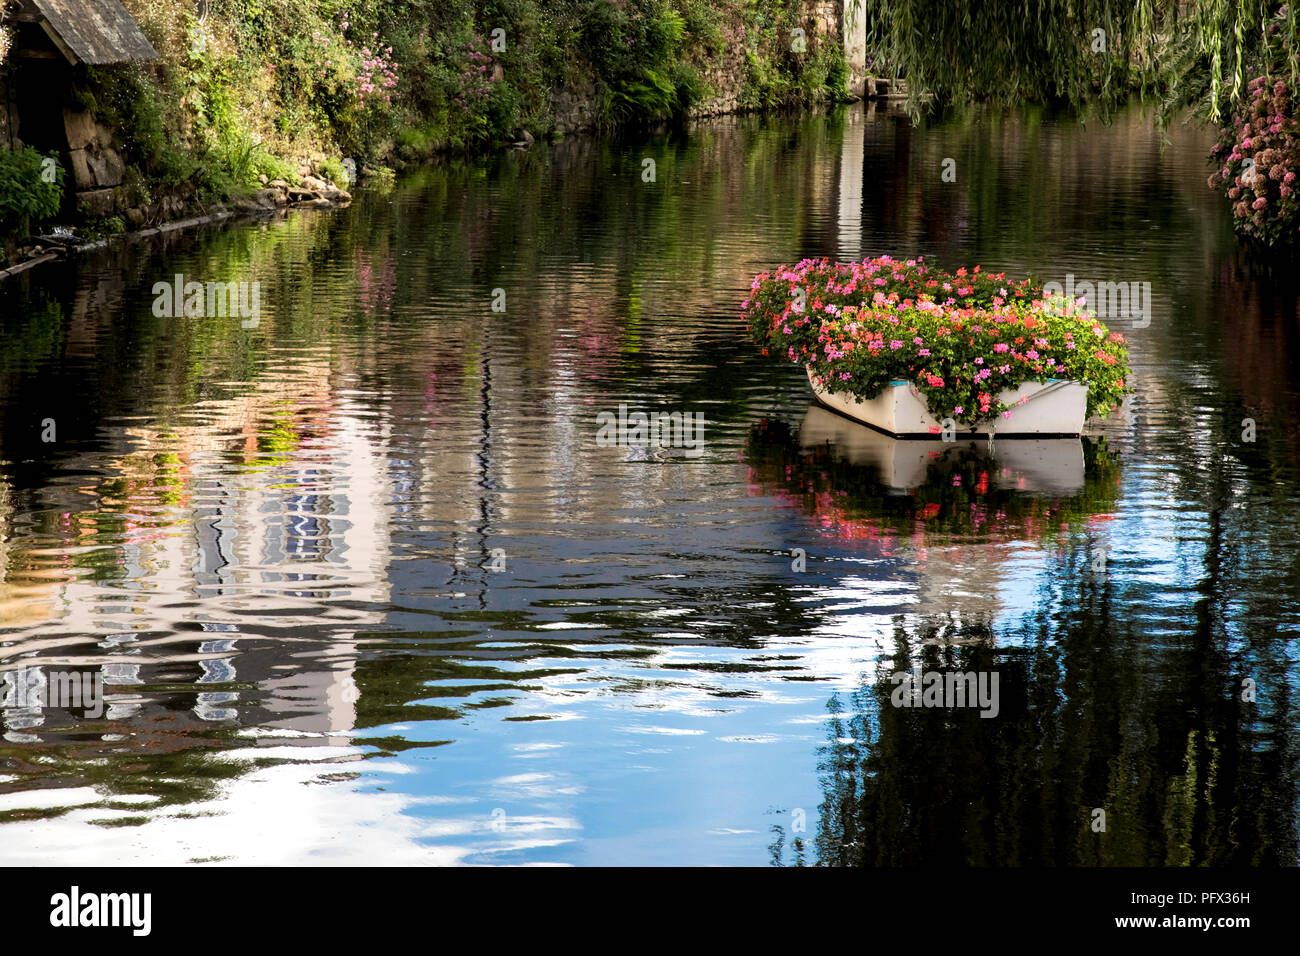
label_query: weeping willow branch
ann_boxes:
[859,0,1300,123]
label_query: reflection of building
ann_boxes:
[0,352,389,741]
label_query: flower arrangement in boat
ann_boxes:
[743,256,1132,427]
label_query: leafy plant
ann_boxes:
[0,148,65,232]
[317,155,348,187]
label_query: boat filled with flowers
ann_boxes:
[742,256,1132,437]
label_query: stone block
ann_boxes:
[77,188,118,218]
[68,149,95,190]
[63,109,106,150]
[87,146,126,188]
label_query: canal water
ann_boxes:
[1,102,1297,865]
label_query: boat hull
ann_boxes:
[806,367,1088,438]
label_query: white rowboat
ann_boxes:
[806,367,1089,438]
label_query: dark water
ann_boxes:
[1,102,1297,865]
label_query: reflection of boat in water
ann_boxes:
[807,367,1089,438]
[746,413,1123,619]
[743,413,1122,547]
[799,405,1085,494]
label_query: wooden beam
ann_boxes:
[38,20,78,65]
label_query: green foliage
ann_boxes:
[581,0,696,124]
[80,215,128,240]
[0,148,64,230]
[253,151,299,185]
[1173,0,1300,122]
[317,156,348,187]
[855,0,1169,120]
[736,3,847,111]
[854,1,1300,126]
[55,0,857,218]
[91,64,199,187]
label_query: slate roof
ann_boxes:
[29,0,158,65]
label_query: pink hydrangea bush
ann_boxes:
[1207,75,1300,246]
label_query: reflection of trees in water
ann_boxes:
[0,717,251,825]
[771,603,1297,866]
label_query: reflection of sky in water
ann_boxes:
[1,103,1298,865]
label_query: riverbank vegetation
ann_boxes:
[57,1,847,203]
[859,0,1299,122]
[7,1,1300,250]
[0,146,63,239]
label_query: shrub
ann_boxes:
[0,147,64,232]
[91,63,199,187]
[1207,74,1300,246]
[77,0,863,205]
[744,256,1132,426]
[317,155,348,187]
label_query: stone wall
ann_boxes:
[63,108,129,217]
[841,0,868,98]
[689,26,748,119]
[551,73,601,135]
